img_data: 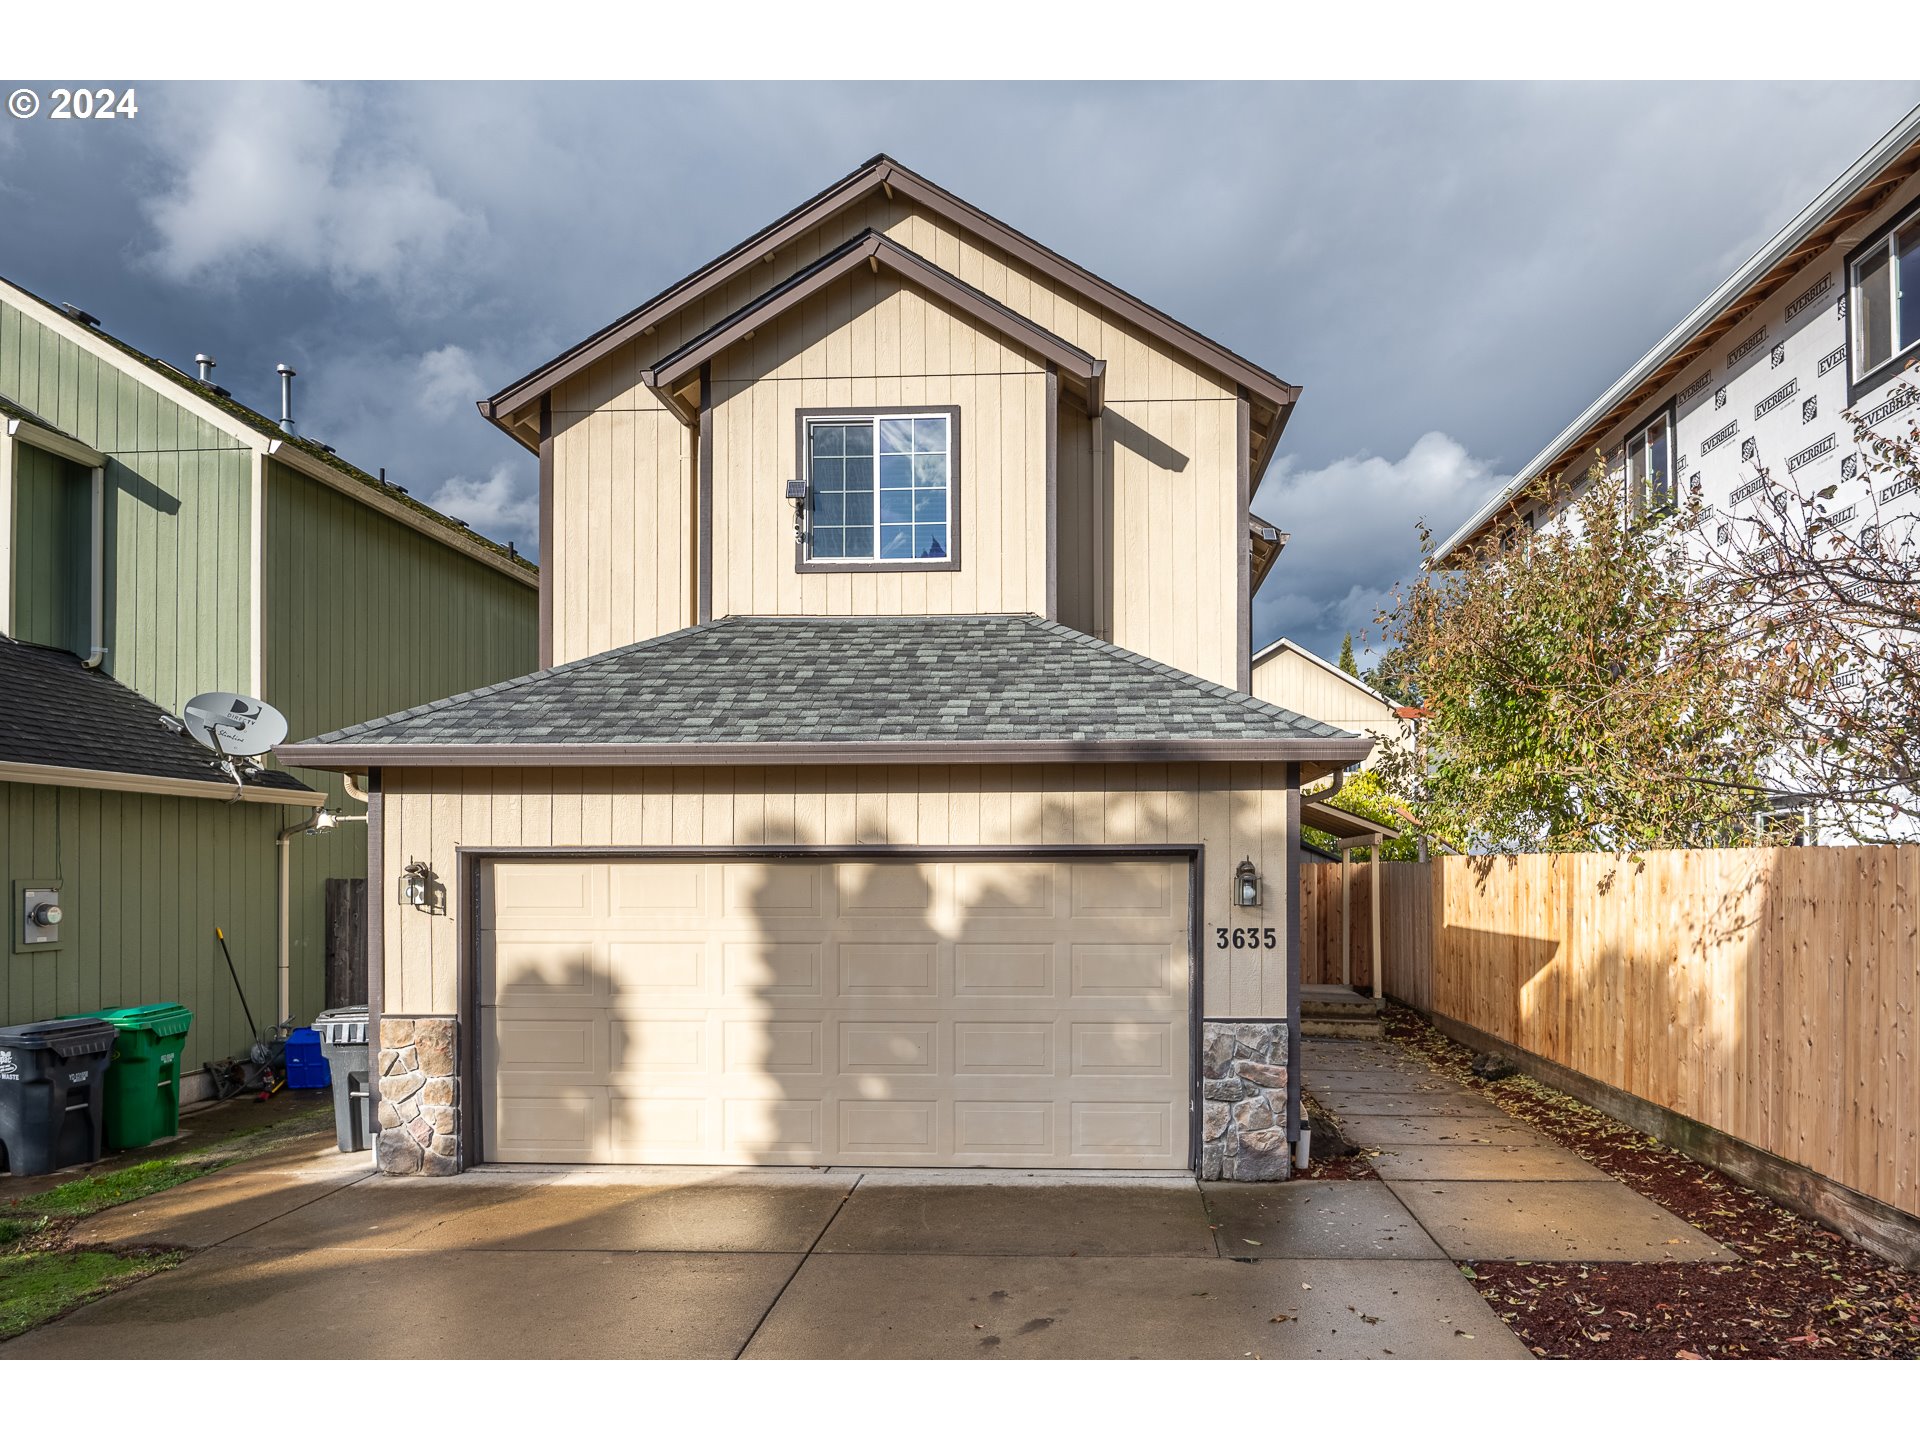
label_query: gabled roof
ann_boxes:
[0,275,536,586]
[1435,102,1920,561]
[280,614,1371,774]
[1251,637,1398,713]
[0,392,107,467]
[640,231,1107,420]
[480,155,1300,471]
[0,636,321,806]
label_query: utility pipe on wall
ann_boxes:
[82,465,108,668]
[276,809,363,1025]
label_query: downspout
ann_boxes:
[82,465,108,668]
[1285,763,1305,1171]
[276,817,305,1026]
[277,808,366,1025]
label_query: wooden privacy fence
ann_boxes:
[1357,849,1918,1224]
[1300,861,1375,989]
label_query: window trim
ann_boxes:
[1620,401,1678,522]
[793,405,962,574]
[1846,198,1920,403]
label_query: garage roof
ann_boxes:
[279,615,1372,770]
[0,636,321,805]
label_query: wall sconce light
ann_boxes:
[1233,857,1261,908]
[399,859,442,913]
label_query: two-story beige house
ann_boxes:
[282,156,1369,1180]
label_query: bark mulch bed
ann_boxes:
[1383,1003,1920,1360]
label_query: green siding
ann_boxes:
[264,460,537,1021]
[1,782,291,1073]
[0,297,253,713]
[9,443,90,652]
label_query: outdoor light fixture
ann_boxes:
[1234,857,1260,907]
[400,859,438,911]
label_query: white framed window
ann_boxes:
[1625,408,1674,517]
[1850,209,1920,384]
[801,409,956,568]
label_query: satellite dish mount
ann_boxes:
[180,692,291,800]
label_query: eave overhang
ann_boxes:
[639,231,1108,422]
[479,154,1299,464]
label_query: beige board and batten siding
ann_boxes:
[543,191,1246,684]
[708,273,1048,620]
[1251,645,1406,761]
[377,763,1296,1021]
[482,854,1191,1167]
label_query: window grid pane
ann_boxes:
[809,414,949,564]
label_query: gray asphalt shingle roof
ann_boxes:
[292,615,1358,752]
[1,636,319,797]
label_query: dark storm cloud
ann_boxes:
[2,80,1914,661]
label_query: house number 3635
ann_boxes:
[1215,927,1278,950]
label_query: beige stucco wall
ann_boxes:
[377,762,1298,1021]
[542,190,1248,684]
[707,274,1049,620]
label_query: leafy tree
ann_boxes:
[1337,633,1359,677]
[1691,385,1920,842]
[1375,461,1769,853]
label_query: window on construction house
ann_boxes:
[1851,207,1920,385]
[1624,409,1674,518]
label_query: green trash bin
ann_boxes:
[67,1004,194,1148]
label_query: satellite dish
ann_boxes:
[182,692,289,759]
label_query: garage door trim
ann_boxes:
[457,843,1204,1170]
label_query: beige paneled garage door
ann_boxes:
[480,856,1191,1169]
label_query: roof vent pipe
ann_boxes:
[276,363,297,434]
[196,353,216,383]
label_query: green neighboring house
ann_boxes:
[0,277,538,1096]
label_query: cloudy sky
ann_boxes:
[3,80,1916,661]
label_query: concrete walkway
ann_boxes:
[1303,1037,1733,1263]
[5,1130,1528,1360]
[3,1037,1725,1360]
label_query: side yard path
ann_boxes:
[0,1094,341,1341]
[1340,1006,1920,1359]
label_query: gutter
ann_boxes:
[0,759,324,807]
[276,736,1378,774]
[1434,101,1920,562]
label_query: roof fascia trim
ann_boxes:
[279,736,1377,771]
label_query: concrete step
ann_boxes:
[1302,1016,1386,1039]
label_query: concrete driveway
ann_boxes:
[2,1139,1526,1360]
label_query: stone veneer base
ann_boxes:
[1199,1020,1291,1181]
[376,1016,461,1176]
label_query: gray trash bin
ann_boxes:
[314,1006,371,1152]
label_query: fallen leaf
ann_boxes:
[1301,1283,1313,1290]
[1675,1349,1707,1360]
[1454,1329,1474,1339]
[1269,1314,1295,1324]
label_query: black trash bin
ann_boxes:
[0,1017,118,1176]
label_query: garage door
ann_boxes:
[479,856,1191,1169]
